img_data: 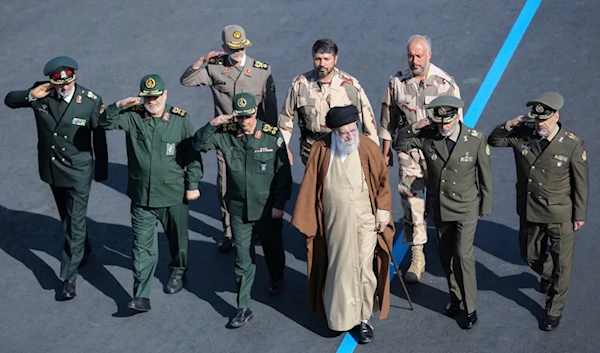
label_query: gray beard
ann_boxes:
[144,103,164,115]
[438,124,457,137]
[334,133,360,154]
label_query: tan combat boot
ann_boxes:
[405,245,425,283]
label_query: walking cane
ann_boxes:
[379,232,414,310]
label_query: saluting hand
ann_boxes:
[186,189,200,201]
[192,51,225,69]
[30,83,53,99]
[116,97,141,109]
[507,115,526,128]
[272,208,284,219]
[574,221,585,231]
[210,114,233,127]
[412,117,432,130]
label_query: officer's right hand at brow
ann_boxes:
[116,97,141,108]
[210,114,233,126]
[192,51,225,69]
[30,83,53,99]
[412,117,432,130]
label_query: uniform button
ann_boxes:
[541,169,546,173]
[531,166,535,169]
[53,132,57,136]
[527,191,531,195]
[441,191,445,194]
[441,180,446,183]
[51,157,55,160]
[452,192,456,196]
[64,135,68,139]
[538,183,542,186]
[443,168,447,171]
[51,145,55,149]
[61,158,65,162]
[61,148,66,151]
[453,169,458,173]
[528,179,532,182]
[452,182,456,185]
[538,196,542,199]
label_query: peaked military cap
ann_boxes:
[232,92,257,117]
[222,24,252,49]
[526,92,564,120]
[325,105,359,129]
[426,95,464,124]
[139,74,165,97]
[43,56,78,85]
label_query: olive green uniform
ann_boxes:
[192,120,292,309]
[4,83,108,281]
[488,122,588,317]
[100,103,202,298]
[394,121,493,314]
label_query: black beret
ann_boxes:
[325,105,359,129]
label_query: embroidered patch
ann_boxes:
[76,95,82,103]
[171,107,186,117]
[485,144,490,156]
[262,124,279,135]
[582,150,587,161]
[72,118,87,126]
[260,163,267,172]
[254,130,262,139]
[276,136,283,147]
[253,60,269,69]
[99,104,105,114]
[166,143,175,156]
[87,91,97,100]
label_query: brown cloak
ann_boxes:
[291,134,395,319]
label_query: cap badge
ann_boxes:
[237,97,247,108]
[60,70,67,79]
[232,30,242,39]
[535,104,545,113]
[145,77,156,89]
[437,107,446,115]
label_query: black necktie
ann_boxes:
[446,138,455,154]
[58,99,68,116]
[539,138,549,151]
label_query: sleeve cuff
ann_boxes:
[27,92,37,102]
[378,127,392,141]
[186,181,198,190]
[504,122,513,131]
[376,209,390,223]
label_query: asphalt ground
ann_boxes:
[0,0,599,352]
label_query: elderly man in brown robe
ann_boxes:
[292,105,395,344]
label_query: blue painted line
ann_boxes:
[335,1,542,352]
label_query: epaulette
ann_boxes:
[565,131,580,142]
[262,123,279,135]
[171,106,186,117]
[253,60,269,70]
[397,68,413,82]
[128,104,146,112]
[85,90,98,100]
[219,122,239,133]
[208,57,225,65]
[468,129,483,139]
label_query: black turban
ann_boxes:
[325,105,359,129]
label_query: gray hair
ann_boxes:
[407,35,432,51]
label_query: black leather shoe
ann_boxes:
[127,297,151,312]
[358,322,373,344]
[444,300,462,317]
[540,278,552,294]
[217,237,233,253]
[464,311,478,329]
[229,308,253,328]
[268,279,284,296]
[541,315,560,331]
[164,278,184,294]
[60,280,76,301]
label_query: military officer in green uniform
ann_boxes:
[181,24,277,253]
[4,56,108,301]
[192,92,291,328]
[488,92,588,331]
[99,74,203,312]
[393,96,493,329]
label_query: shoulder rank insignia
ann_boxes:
[253,60,269,70]
[128,104,145,112]
[262,123,279,135]
[567,132,579,141]
[209,57,225,65]
[220,122,238,133]
[87,91,97,100]
[469,129,482,139]
[171,106,186,117]
[99,104,105,114]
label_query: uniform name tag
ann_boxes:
[260,163,267,172]
[72,118,87,126]
[166,143,175,156]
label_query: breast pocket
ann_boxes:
[162,135,181,159]
[225,148,244,172]
[297,97,317,122]
[253,152,274,174]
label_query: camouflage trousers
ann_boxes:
[397,148,427,245]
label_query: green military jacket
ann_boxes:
[393,121,493,221]
[4,82,108,187]
[193,120,292,221]
[100,103,203,208]
[488,122,588,223]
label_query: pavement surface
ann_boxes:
[0,0,599,352]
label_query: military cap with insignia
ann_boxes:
[222,24,252,49]
[232,92,257,117]
[325,105,359,128]
[526,92,564,120]
[426,95,464,124]
[43,56,78,85]
[139,74,166,97]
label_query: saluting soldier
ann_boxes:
[192,93,292,328]
[4,56,108,301]
[99,74,203,312]
[393,96,493,330]
[181,24,277,253]
[487,92,588,331]
[278,38,379,166]
[379,35,462,283]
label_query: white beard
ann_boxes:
[438,124,457,137]
[334,133,360,155]
[144,103,164,115]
